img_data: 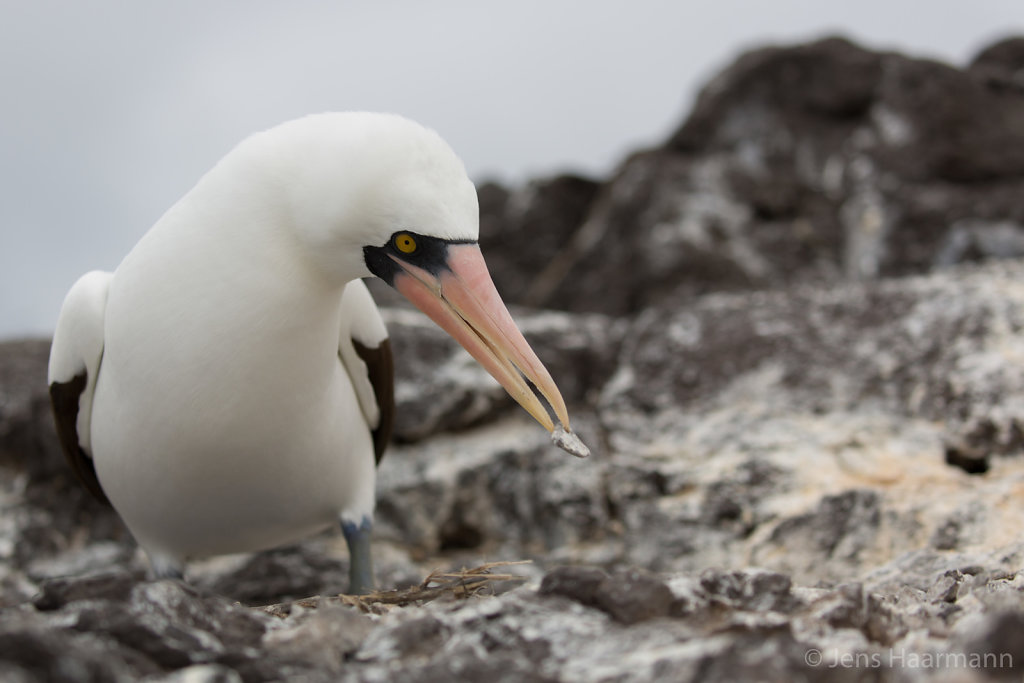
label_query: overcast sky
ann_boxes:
[2,1,1020,340]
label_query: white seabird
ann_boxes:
[47,112,588,593]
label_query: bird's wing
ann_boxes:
[47,270,113,504]
[337,279,394,465]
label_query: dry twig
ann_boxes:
[260,560,531,617]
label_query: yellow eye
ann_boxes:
[394,233,417,254]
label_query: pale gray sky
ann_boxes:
[2,1,1020,339]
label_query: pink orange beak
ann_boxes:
[390,243,571,434]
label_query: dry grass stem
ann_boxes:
[260,560,532,617]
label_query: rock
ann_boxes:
[11,261,1024,678]
[0,623,161,682]
[74,580,269,668]
[381,308,510,442]
[969,36,1024,91]
[0,579,273,681]
[5,552,1023,682]
[603,260,1024,449]
[538,565,676,624]
[477,37,1024,316]
[383,307,622,442]
[592,567,676,625]
[262,604,374,674]
[537,565,609,605]
[374,417,609,561]
[477,175,601,308]
[156,665,244,683]
[698,568,799,615]
[959,610,1024,678]
[32,568,137,611]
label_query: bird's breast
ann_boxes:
[88,246,374,558]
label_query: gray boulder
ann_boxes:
[478,36,1024,316]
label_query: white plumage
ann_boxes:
[48,112,585,593]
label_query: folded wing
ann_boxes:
[337,280,394,464]
[47,270,113,504]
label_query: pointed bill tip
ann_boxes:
[391,243,584,457]
[551,424,590,458]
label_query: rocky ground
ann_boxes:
[4,35,1024,682]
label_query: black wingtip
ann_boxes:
[352,338,395,466]
[49,374,111,506]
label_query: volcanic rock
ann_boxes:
[478,36,1024,316]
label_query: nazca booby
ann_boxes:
[47,112,588,593]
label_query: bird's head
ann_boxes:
[363,228,572,437]
[259,112,583,449]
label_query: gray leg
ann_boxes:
[341,517,375,594]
